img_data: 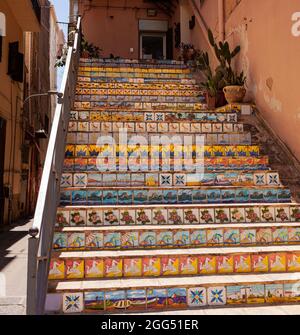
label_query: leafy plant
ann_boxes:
[81,36,102,58]
[177,43,201,63]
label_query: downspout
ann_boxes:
[218,0,225,42]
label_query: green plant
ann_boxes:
[207,29,246,87]
[81,36,102,58]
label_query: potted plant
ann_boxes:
[195,51,217,108]
[207,29,246,104]
[81,36,102,58]
[178,43,200,64]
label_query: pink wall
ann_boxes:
[190,0,300,161]
[78,0,176,59]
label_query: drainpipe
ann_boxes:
[218,0,225,42]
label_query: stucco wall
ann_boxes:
[191,0,300,161]
[78,0,175,59]
[0,2,24,223]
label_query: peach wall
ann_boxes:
[78,0,173,59]
[186,0,300,161]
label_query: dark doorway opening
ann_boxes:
[0,117,6,225]
[140,33,166,60]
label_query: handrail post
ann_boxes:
[26,16,82,315]
[26,237,39,315]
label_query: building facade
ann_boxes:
[70,0,300,163]
[0,0,63,225]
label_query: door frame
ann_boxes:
[139,32,167,60]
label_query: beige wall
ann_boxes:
[185,0,300,161]
[0,2,25,223]
[78,0,177,59]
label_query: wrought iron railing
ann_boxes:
[26,16,82,315]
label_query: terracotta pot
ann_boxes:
[206,93,216,109]
[223,85,246,104]
[215,90,227,108]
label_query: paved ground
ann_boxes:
[0,218,32,315]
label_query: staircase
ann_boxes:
[45,58,300,314]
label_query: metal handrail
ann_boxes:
[26,16,82,315]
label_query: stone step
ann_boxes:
[67,122,245,135]
[46,272,300,313]
[63,156,270,172]
[48,245,300,281]
[76,88,203,97]
[59,186,292,206]
[66,132,252,146]
[52,222,300,252]
[74,101,208,111]
[70,110,240,123]
[78,76,197,84]
[60,170,280,188]
[64,145,261,158]
[78,67,191,74]
[76,82,201,90]
[75,96,205,104]
[56,204,300,227]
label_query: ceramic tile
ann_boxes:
[217,255,234,273]
[49,259,65,280]
[234,254,252,273]
[104,259,123,278]
[153,209,167,225]
[85,259,104,278]
[73,173,87,187]
[272,227,288,243]
[215,208,230,224]
[168,209,183,225]
[121,231,139,248]
[184,209,199,224]
[246,285,265,304]
[227,286,247,305]
[179,256,198,275]
[143,257,161,276]
[256,228,272,244]
[265,284,284,303]
[104,209,119,225]
[136,209,151,225]
[70,210,86,226]
[126,290,147,311]
[260,206,275,222]
[230,208,245,223]
[187,287,207,307]
[104,232,121,248]
[208,287,226,306]
[61,174,73,187]
[269,253,286,272]
[284,283,300,302]
[167,288,187,308]
[68,233,85,249]
[87,210,103,226]
[66,259,84,279]
[63,293,84,313]
[157,231,173,246]
[147,289,167,309]
[120,210,136,225]
[85,291,105,311]
[252,254,269,272]
[275,207,290,222]
[286,253,300,272]
[123,258,142,277]
[138,231,156,248]
[290,206,300,222]
[267,172,280,186]
[105,290,126,311]
[224,228,240,245]
[245,207,260,223]
[56,210,69,227]
[161,256,179,276]
[198,256,217,274]
[240,229,256,245]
